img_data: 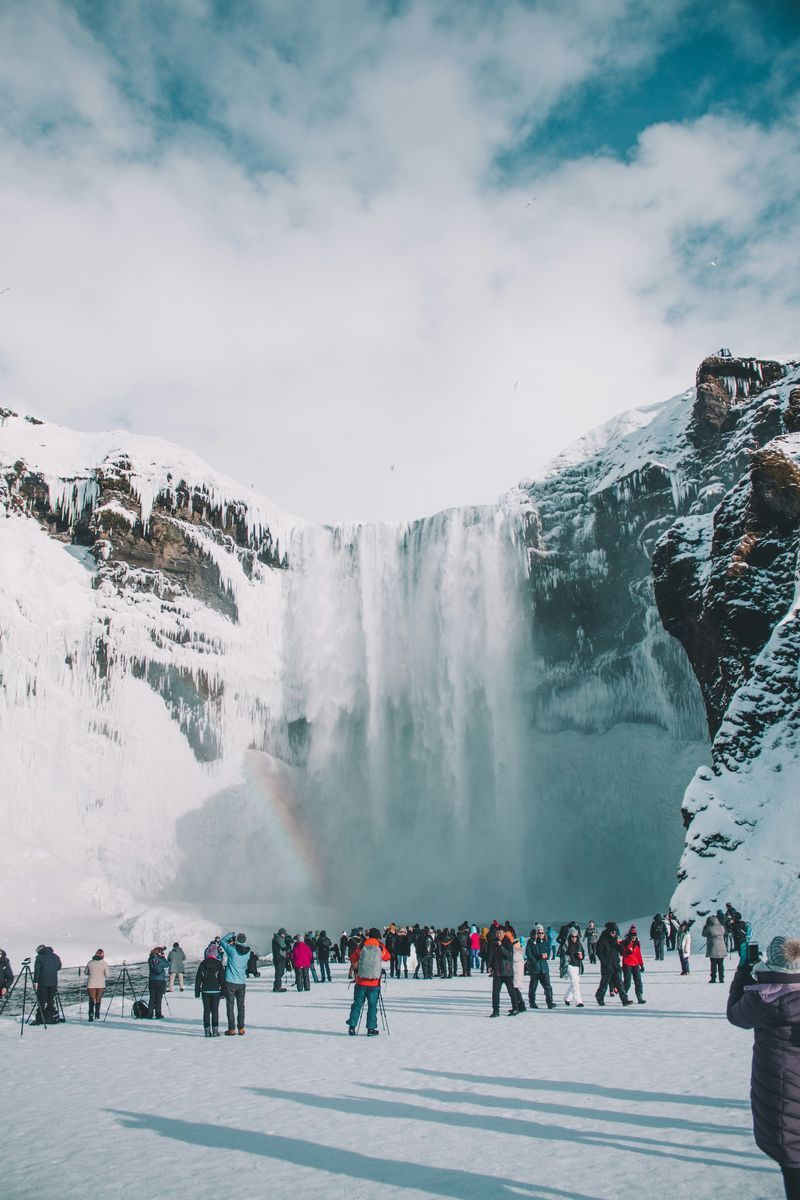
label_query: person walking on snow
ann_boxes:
[85,949,109,1022]
[595,922,631,1007]
[168,942,186,991]
[547,926,559,960]
[650,914,667,961]
[220,931,250,1034]
[562,928,585,1007]
[584,921,599,964]
[702,913,727,983]
[728,935,800,1199]
[678,921,692,975]
[347,928,390,1036]
[489,928,517,1017]
[621,926,646,1003]
[526,925,556,1008]
[317,931,332,982]
[195,944,225,1036]
[470,925,481,971]
[510,926,526,1014]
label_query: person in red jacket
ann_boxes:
[346,928,390,1037]
[621,925,646,1004]
[291,936,313,991]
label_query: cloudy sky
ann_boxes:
[1,0,799,522]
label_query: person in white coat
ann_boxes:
[562,928,585,1007]
[85,950,109,1022]
[678,922,692,975]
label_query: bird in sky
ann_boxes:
[389,464,396,472]
[708,258,718,268]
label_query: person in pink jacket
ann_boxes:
[85,950,109,1022]
[291,937,313,992]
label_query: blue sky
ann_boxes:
[0,0,798,521]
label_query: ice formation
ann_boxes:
[2,352,798,953]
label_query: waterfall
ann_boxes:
[280,502,535,917]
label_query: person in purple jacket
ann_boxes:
[728,934,800,1198]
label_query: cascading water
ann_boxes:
[280,501,535,918]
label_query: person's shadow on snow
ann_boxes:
[108,1109,604,1199]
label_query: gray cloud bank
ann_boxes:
[1,0,798,521]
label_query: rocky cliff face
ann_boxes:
[651,356,800,929]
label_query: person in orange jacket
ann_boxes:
[621,925,646,1004]
[346,928,390,1037]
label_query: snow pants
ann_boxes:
[201,994,221,1031]
[565,965,582,1005]
[710,957,725,982]
[348,984,380,1031]
[596,965,627,1003]
[622,965,644,1001]
[147,981,166,1018]
[294,967,310,991]
[653,939,666,961]
[225,983,246,1029]
[273,958,286,990]
[491,975,516,1014]
[528,971,553,1007]
[33,986,58,1023]
[318,958,331,982]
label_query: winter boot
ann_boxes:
[95,1001,101,1020]
[225,1028,237,1036]
[212,1028,220,1037]
[237,1027,246,1035]
[88,1008,93,1022]
[348,1026,357,1036]
[367,1028,379,1036]
[595,995,605,1006]
[205,1028,213,1037]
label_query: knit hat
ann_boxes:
[368,927,381,940]
[753,936,800,977]
[568,926,579,937]
[236,933,247,943]
[536,924,545,933]
[205,946,218,959]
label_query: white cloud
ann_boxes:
[0,0,797,521]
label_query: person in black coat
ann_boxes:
[272,928,289,992]
[33,945,62,1023]
[526,925,555,1009]
[416,928,434,979]
[457,925,471,977]
[728,935,800,1198]
[595,923,631,1007]
[0,949,13,997]
[317,931,332,982]
[195,947,226,1035]
[489,929,516,1017]
[395,928,411,977]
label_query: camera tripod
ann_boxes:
[102,962,145,1020]
[0,958,65,1036]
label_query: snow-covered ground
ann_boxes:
[2,955,780,1199]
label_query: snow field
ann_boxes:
[1,956,781,1199]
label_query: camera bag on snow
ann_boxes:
[357,944,383,980]
[132,1000,150,1019]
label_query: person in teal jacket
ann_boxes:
[220,932,250,1035]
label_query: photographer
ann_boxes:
[33,945,62,1024]
[220,931,250,1034]
[147,946,169,1019]
[271,928,289,993]
[0,949,12,998]
[168,942,186,991]
[728,936,800,1198]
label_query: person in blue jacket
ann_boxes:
[547,926,559,960]
[147,946,169,1019]
[220,931,251,1035]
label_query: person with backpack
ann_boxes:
[85,949,109,1022]
[650,914,667,961]
[220,931,251,1035]
[168,942,186,991]
[346,928,390,1036]
[146,946,169,1019]
[317,931,332,981]
[195,944,226,1036]
[526,925,556,1008]
[621,926,646,1004]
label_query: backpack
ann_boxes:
[357,943,383,980]
[132,1000,150,1019]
